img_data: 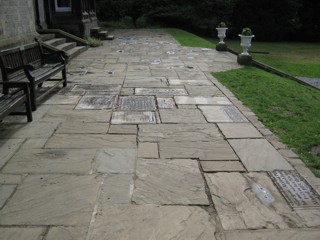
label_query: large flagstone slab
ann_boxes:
[159,141,238,160]
[75,95,117,109]
[132,158,209,205]
[94,148,136,173]
[139,124,223,142]
[73,84,121,94]
[119,96,156,111]
[229,139,293,171]
[45,134,136,149]
[0,227,46,240]
[0,185,16,208]
[90,204,216,240]
[217,123,262,138]
[175,96,232,105]
[157,97,175,109]
[3,149,96,174]
[135,88,188,96]
[199,106,248,123]
[56,122,109,134]
[111,111,156,124]
[46,227,87,240]
[159,109,207,123]
[0,139,25,169]
[0,174,101,225]
[185,85,224,96]
[169,79,213,86]
[205,172,302,230]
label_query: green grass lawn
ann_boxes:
[165,28,320,176]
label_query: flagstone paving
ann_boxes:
[0,29,319,239]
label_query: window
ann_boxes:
[55,0,72,12]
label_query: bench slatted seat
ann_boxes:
[0,41,67,111]
[0,81,32,122]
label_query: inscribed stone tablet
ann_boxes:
[119,96,156,111]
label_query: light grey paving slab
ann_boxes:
[0,174,101,225]
[139,124,223,142]
[119,96,156,111]
[229,139,293,171]
[0,185,16,208]
[75,95,117,109]
[159,109,207,123]
[0,139,25,169]
[138,142,159,158]
[201,161,245,172]
[217,123,263,138]
[3,149,96,174]
[174,96,232,105]
[56,122,108,134]
[100,174,134,204]
[135,88,188,96]
[108,124,138,134]
[91,205,216,240]
[46,226,87,240]
[157,97,175,109]
[41,109,112,122]
[185,85,224,96]
[176,70,208,80]
[0,174,22,184]
[94,148,136,173]
[295,208,320,227]
[199,106,248,123]
[0,122,59,139]
[225,229,320,240]
[133,159,209,205]
[20,138,47,149]
[124,78,168,88]
[169,79,213,86]
[43,95,81,105]
[0,227,46,240]
[45,134,136,149]
[111,111,156,124]
[205,172,303,230]
[159,141,238,160]
[73,84,121,94]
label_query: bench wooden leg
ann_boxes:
[62,68,67,87]
[29,84,37,111]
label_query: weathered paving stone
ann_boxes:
[119,96,156,111]
[205,172,303,230]
[133,159,209,205]
[45,134,136,149]
[185,85,224,96]
[0,227,46,240]
[229,139,293,171]
[0,174,101,225]
[73,85,121,94]
[43,95,81,105]
[199,106,248,123]
[124,77,168,87]
[157,98,175,109]
[139,124,223,142]
[3,149,96,174]
[138,142,159,158]
[0,139,25,169]
[76,95,117,109]
[46,227,87,240]
[159,109,207,123]
[56,122,108,134]
[108,124,138,134]
[111,111,156,124]
[201,161,245,172]
[95,148,136,174]
[295,208,320,227]
[217,123,263,138]
[41,108,112,122]
[174,96,232,105]
[0,185,16,208]
[159,141,238,160]
[224,229,320,240]
[169,79,213,86]
[135,88,188,96]
[91,205,216,240]
[100,174,134,204]
[20,138,47,149]
[0,174,22,184]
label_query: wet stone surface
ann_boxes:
[119,96,157,111]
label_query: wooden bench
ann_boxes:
[0,81,32,122]
[0,41,67,111]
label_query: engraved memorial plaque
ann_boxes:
[157,98,175,109]
[270,170,320,207]
[111,111,156,124]
[223,106,248,122]
[76,95,116,109]
[135,88,188,96]
[119,96,156,111]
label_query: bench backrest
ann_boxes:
[22,42,44,68]
[0,47,25,81]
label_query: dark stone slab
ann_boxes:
[224,106,248,122]
[119,96,156,111]
[270,170,320,207]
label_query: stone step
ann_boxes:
[106,35,114,40]
[98,31,108,39]
[66,46,88,59]
[55,42,77,51]
[90,27,101,38]
[44,38,66,46]
[37,34,55,41]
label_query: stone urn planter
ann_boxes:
[216,22,228,51]
[238,28,255,65]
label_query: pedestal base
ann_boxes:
[216,43,228,51]
[237,54,253,65]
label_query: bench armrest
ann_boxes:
[43,50,68,64]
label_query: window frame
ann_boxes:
[55,0,72,12]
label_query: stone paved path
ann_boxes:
[0,29,320,240]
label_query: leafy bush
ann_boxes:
[86,37,102,47]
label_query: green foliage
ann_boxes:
[217,22,227,28]
[241,28,253,36]
[86,37,102,47]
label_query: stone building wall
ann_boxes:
[0,0,38,49]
